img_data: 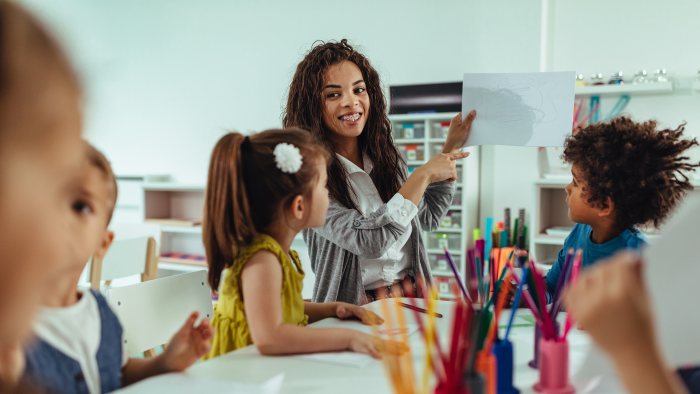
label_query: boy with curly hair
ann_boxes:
[545,116,700,302]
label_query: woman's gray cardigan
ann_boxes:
[302,167,456,305]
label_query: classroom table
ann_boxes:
[182,298,622,394]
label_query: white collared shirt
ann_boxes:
[336,154,418,290]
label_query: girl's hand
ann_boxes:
[348,332,408,359]
[161,312,215,372]
[443,110,476,153]
[565,251,654,359]
[415,152,469,184]
[336,303,384,325]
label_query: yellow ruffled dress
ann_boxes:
[202,234,309,360]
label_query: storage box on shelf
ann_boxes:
[389,112,479,299]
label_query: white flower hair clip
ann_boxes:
[273,143,303,174]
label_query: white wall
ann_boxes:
[22,0,543,191]
[550,0,700,156]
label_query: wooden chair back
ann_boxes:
[89,236,158,290]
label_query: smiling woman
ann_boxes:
[283,39,476,305]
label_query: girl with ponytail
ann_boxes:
[202,128,404,359]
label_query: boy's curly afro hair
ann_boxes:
[563,116,700,229]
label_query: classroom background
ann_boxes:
[22,0,700,299]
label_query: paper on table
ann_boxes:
[112,372,284,394]
[294,351,375,368]
[307,318,420,340]
[571,345,624,394]
[461,71,575,147]
[644,193,700,366]
[299,318,419,367]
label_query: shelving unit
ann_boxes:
[142,183,207,268]
[574,81,674,96]
[530,178,700,266]
[389,112,479,299]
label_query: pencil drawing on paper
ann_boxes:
[462,71,573,147]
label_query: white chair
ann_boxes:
[110,222,162,255]
[106,270,213,357]
[89,236,159,290]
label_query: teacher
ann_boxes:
[283,39,475,305]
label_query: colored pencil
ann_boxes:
[505,267,529,340]
[562,249,583,340]
[531,261,556,339]
[550,248,574,316]
[443,247,470,302]
[396,301,443,318]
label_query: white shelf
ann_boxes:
[428,138,447,143]
[449,205,463,211]
[143,182,205,191]
[433,271,455,278]
[536,178,570,186]
[439,293,457,300]
[538,177,700,188]
[574,82,673,96]
[407,160,426,166]
[161,225,202,234]
[389,112,459,121]
[694,81,700,93]
[434,227,462,233]
[394,138,424,144]
[426,248,462,255]
[533,234,567,245]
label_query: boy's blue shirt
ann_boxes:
[545,223,648,303]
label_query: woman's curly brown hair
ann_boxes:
[563,116,700,229]
[282,39,404,211]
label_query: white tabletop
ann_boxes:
[182,298,619,394]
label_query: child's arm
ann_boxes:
[121,311,214,387]
[0,342,24,387]
[304,301,384,325]
[566,251,688,394]
[243,251,403,358]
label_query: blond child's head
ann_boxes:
[203,128,331,291]
[0,1,85,346]
[68,143,118,270]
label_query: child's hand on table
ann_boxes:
[336,303,384,325]
[161,312,215,372]
[348,332,408,359]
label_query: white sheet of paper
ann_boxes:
[572,345,625,394]
[113,372,284,394]
[307,318,420,340]
[644,193,700,366]
[294,351,375,368]
[461,71,575,147]
[298,319,419,367]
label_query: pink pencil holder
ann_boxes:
[529,321,559,369]
[532,338,575,394]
